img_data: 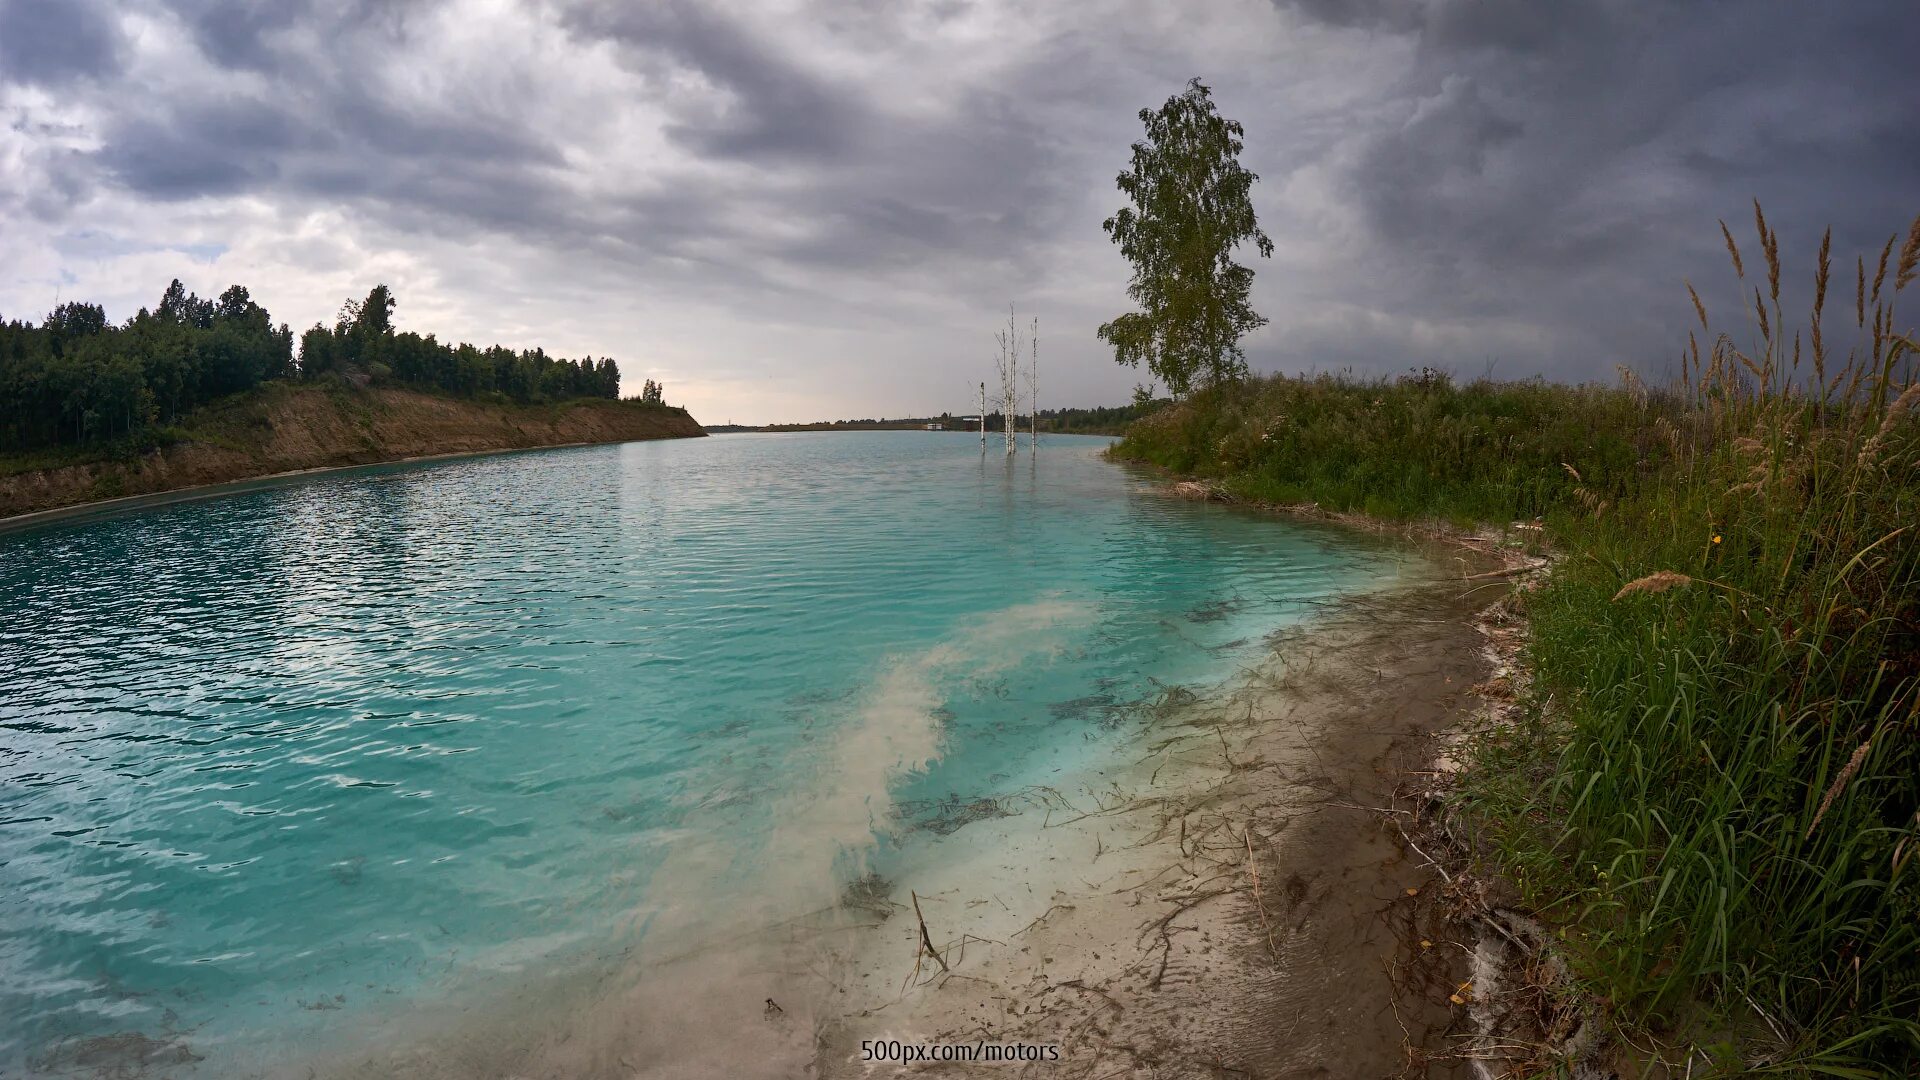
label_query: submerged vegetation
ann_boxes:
[1112,207,1920,1070]
[0,281,624,455]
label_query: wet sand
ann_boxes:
[806,581,1493,1079]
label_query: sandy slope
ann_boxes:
[0,384,705,520]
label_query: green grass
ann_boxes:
[1112,208,1920,1072]
[1113,367,1689,528]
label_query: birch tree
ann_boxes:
[1026,316,1039,447]
[1098,79,1272,399]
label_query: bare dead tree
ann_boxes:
[1027,316,1039,448]
[992,304,1025,456]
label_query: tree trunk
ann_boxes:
[1028,316,1039,448]
[1004,305,1018,456]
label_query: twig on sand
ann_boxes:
[912,890,948,977]
[1382,958,1418,1074]
[1243,821,1278,962]
[1214,725,1236,769]
[1136,888,1231,989]
[1385,804,1455,886]
[1053,978,1125,1015]
[1013,903,1077,939]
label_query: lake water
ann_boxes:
[0,432,1419,1075]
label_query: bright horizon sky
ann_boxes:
[2,1,1916,425]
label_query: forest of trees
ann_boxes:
[1037,402,1164,434]
[0,281,625,453]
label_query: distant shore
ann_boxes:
[0,383,705,527]
[707,403,1154,437]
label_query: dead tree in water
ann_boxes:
[1027,316,1039,448]
[979,381,987,448]
[993,305,1025,456]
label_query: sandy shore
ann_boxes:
[800,577,1498,1079]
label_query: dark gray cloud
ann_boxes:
[0,0,122,86]
[562,1,868,162]
[0,0,1916,421]
[1253,0,1920,380]
[96,96,308,198]
[164,0,314,70]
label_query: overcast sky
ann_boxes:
[1,1,1915,424]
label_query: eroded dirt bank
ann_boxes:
[0,384,705,521]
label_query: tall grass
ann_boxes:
[1115,366,1688,526]
[1112,207,1920,1070]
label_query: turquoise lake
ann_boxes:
[0,432,1418,1075]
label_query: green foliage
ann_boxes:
[0,282,293,450]
[1039,401,1169,436]
[296,284,621,404]
[1114,209,1920,1070]
[1099,78,1272,399]
[1463,212,1920,1070]
[1113,366,1679,524]
[0,280,623,455]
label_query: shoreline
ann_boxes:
[219,513,1501,1080]
[1142,469,1617,1077]
[261,564,1506,1080]
[0,440,628,536]
[0,384,707,528]
[812,570,1506,1078]
[9,464,1546,1080]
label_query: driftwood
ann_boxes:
[1462,559,1548,582]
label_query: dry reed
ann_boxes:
[1611,571,1692,601]
[1806,741,1873,840]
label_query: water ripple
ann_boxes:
[0,432,1412,1073]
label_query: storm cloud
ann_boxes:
[0,0,1914,422]
[0,0,122,87]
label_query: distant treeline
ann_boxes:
[1037,402,1164,435]
[725,402,1164,435]
[0,281,627,453]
